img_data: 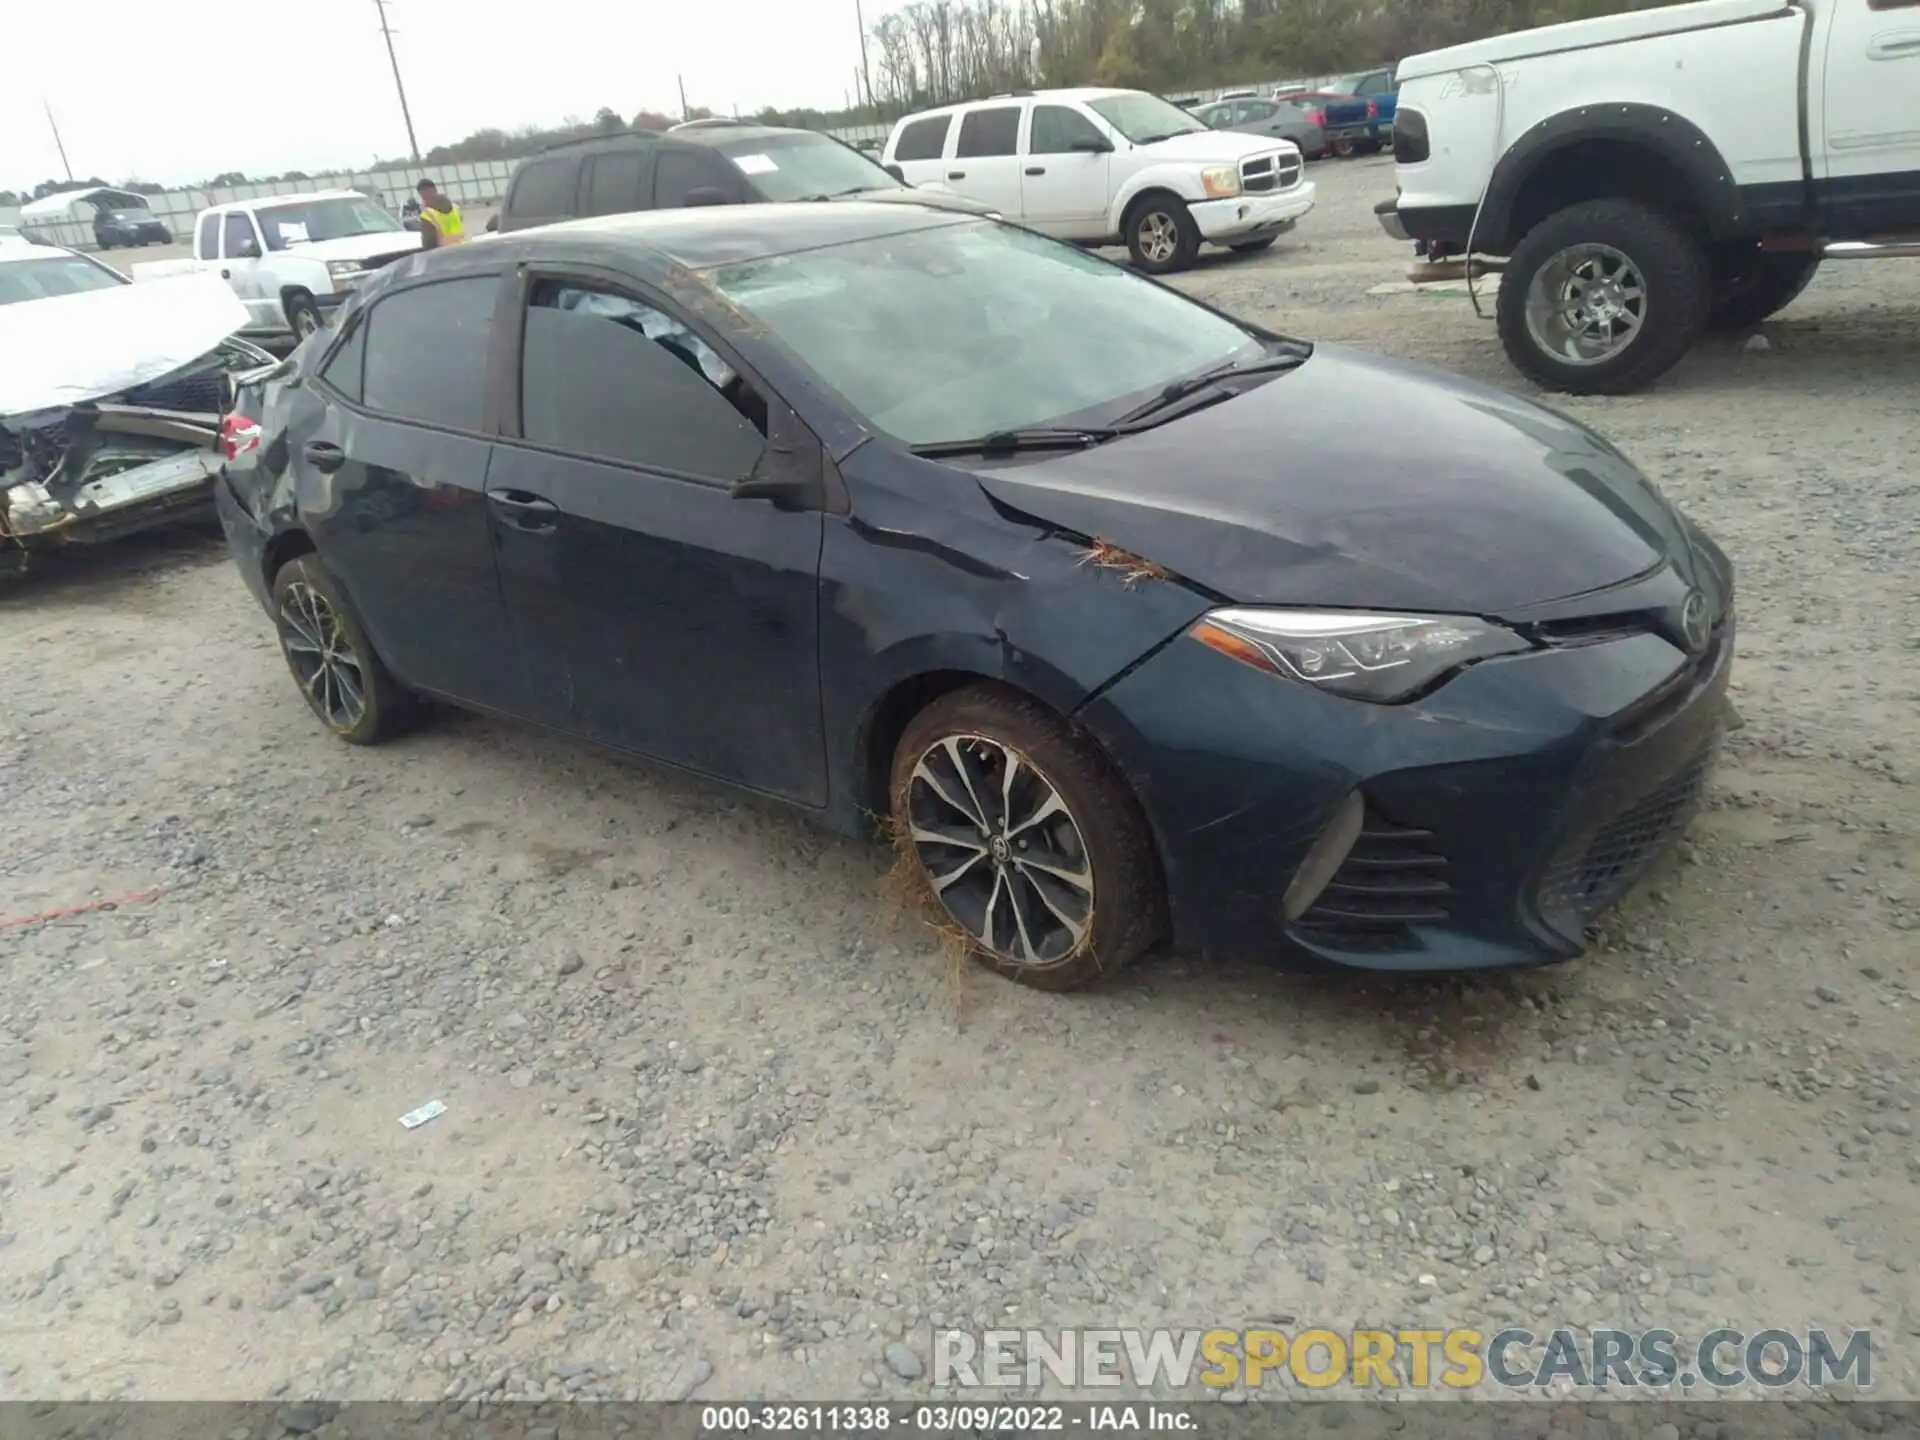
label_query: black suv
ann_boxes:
[495,124,996,234]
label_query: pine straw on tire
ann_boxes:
[874,810,979,1023]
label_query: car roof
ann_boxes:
[893,87,1141,121]
[211,189,373,211]
[417,201,974,278]
[530,124,829,158]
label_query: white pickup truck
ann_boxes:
[1376,0,1920,393]
[130,190,422,342]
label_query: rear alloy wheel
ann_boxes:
[271,555,416,745]
[1126,196,1201,275]
[1496,199,1709,395]
[889,685,1163,991]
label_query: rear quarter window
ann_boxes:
[507,156,581,223]
[892,115,952,162]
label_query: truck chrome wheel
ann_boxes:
[904,734,1094,969]
[1524,243,1647,365]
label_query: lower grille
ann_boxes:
[1536,739,1720,938]
[1296,804,1451,944]
[121,368,227,415]
[1240,153,1300,194]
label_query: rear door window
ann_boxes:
[517,280,766,481]
[893,115,952,162]
[583,150,648,217]
[956,107,1021,158]
[509,156,581,221]
[361,277,498,432]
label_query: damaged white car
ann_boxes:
[1,242,274,575]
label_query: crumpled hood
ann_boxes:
[0,271,247,420]
[971,345,1688,616]
[1397,0,1789,81]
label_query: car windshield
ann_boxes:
[1086,91,1209,145]
[709,220,1265,447]
[108,209,153,221]
[1328,74,1369,94]
[254,197,403,251]
[714,134,900,202]
[0,254,126,306]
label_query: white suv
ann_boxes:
[882,88,1315,274]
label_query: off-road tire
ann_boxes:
[1706,248,1820,332]
[888,684,1164,992]
[1124,193,1202,275]
[1496,198,1710,395]
[270,555,418,745]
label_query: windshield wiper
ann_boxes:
[1111,347,1311,429]
[910,426,1118,459]
[801,186,885,202]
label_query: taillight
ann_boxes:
[1367,100,1379,119]
[220,412,262,462]
[1307,107,1323,126]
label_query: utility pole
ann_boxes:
[44,101,73,182]
[854,0,874,112]
[373,0,421,163]
[678,74,691,122]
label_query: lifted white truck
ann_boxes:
[130,190,421,343]
[1376,0,1920,393]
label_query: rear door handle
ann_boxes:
[948,170,966,180]
[489,489,558,533]
[302,440,345,474]
[1024,166,1046,176]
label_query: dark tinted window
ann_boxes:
[893,115,951,162]
[1029,105,1106,155]
[196,213,219,259]
[956,107,1021,158]
[221,213,257,257]
[362,277,497,431]
[518,281,766,481]
[509,157,580,220]
[654,150,726,208]
[583,150,647,217]
[320,319,366,402]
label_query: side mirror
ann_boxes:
[236,239,262,259]
[883,162,905,183]
[1068,135,1114,154]
[683,187,731,208]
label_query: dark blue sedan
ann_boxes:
[214,202,1734,991]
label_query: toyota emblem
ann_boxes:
[1680,589,1711,654]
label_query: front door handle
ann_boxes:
[489,489,558,533]
[302,440,345,474]
[1024,166,1046,176]
[220,268,231,279]
[948,170,966,180]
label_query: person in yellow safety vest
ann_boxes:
[415,179,465,249]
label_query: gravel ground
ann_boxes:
[3,158,1918,1408]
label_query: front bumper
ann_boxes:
[1191,183,1316,243]
[1079,608,1735,972]
[3,449,220,553]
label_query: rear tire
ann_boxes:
[888,684,1164,992]
[1331,136,1357,158]
[1125,194,1201,275]
[270,555,418,745]
[1705,247,1820,331]
[1496,198,1710,395]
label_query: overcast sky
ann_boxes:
[5,0,894,190]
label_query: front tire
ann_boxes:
[888,684,1164,992]
[284,293,323,343]
[1125,194,1201,275]
[1706,247,1820,331]
[271,555,416,745]
[1496,198,1709,395]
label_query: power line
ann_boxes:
[373,0,422,164]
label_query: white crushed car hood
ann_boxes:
[1397,0,1791,80]
[0,271,248,420]
[1138,130,1294,163]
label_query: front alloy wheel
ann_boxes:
[906,735,1094,966]
[888,684,1164,991]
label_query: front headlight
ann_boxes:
[325,259,366,281]
[1190,607,1532,704]
[1200,165,1242,198]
